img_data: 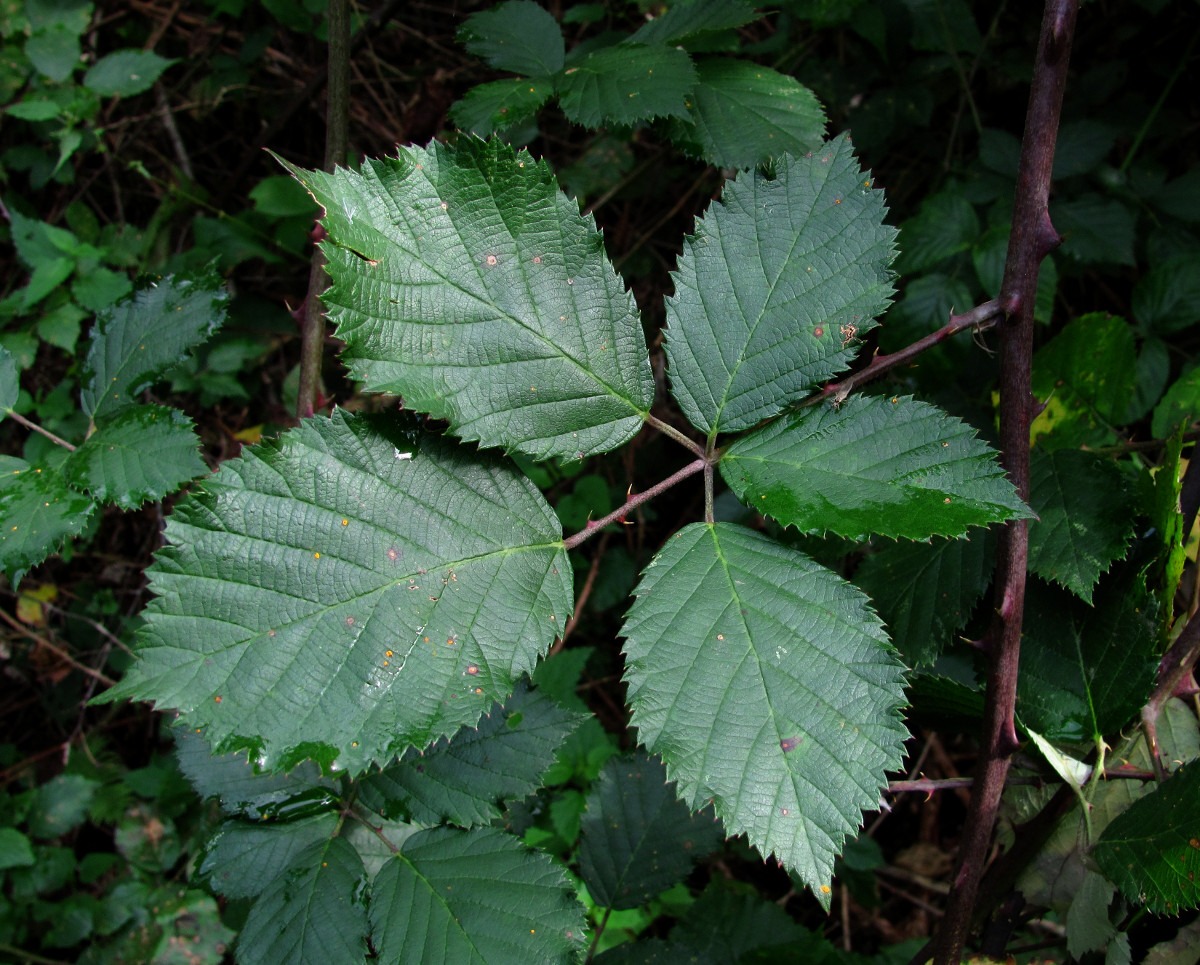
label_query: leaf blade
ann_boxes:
[358,682,586,827]
[102,412,573,775]
[236,836,368,965]
[1027,449,1134,602]
[1094,765,1200,915]
[284,141,654,460]
[370,827,587,964]
[578,752,722,909]
[80,272,227,422]
[0,461,95,583]
[663,136,897,435]
[670,59,826,170]
[65,404,207,509]
[558,45,697,127]
[721,396,1029,539]
[621,522,908,901]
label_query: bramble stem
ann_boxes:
[931,3,1078,961]
[817,299,1003,406]
[562,458,706,551]
[296,0,350,420]
[4,410,76,452]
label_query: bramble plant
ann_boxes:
[4,0,1200,962]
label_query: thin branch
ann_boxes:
[556,531,610,649]
[4,410,77,451]
[0,608,115,687]
[296,0,350,420]
[816,299,1002,406]
[645,412,705,457]
[563,459,706,551]
[933,3,1078,962]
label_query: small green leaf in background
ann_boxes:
[4,100,64,122]
[65,404,207,509]
[669,60,826,170]
[284,139,654,460]
[558,45,697,127]
[80,272,228,423]
[1051,195,1136,266]
[28,774,100,839]
[236,837,369,965]
[895,190,980,275]
[174,729,335,820]
[0,828,36,870]
[627,0,758,45]
[0,460,96,585]
[1095,765,1200,915]
[0,345,17,415]
[83,49,176,97]
[103,413,573,775]
[1152,367,1200,440]
[1017,578,1156,743]
[722,396,1027,540]
[200,813,340,900]
[664,135,896,436]
[1027,449,1134,602]
[1133,256,1200,335]
[854,530,995,667]
[449,76,554,137]
[579,752,722,910]
[1066,870,1118,961]
[457,0,565,77]
[621,523,907,904]
[369,827,587,964]
[1030,312,1137,451]
[357,683,585,827]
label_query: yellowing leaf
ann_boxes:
[16,583,57,625]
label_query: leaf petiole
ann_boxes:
[563,458,706,551]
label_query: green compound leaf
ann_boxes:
[358,682,586,827]
[628,0,758,45]
[854,531,995,667]
[0,461,95,583]
[1027,449,1134,603]
[664,136,897,436]
[578,752,722,910]
[81,272,228,423]
[200,813,339,900]
[102,411,573,775]
[83,49,176,97]
[65,404,207,509]
[370,827,587,964]
[458,0,565,77]
[449,77,554,137]
[669,60,826,170]
[721,396,1028,540]
[558,45,697,128]
[284,140,654,461]
[621,523,907,904]
[1095,765,1200,915]
[236,836,369,965]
